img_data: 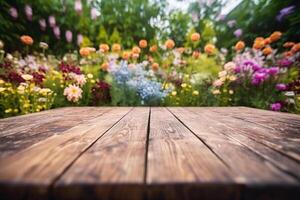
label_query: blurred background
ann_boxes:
[1,0,299,55]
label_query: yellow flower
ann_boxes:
[181,83,187,88]
[14,109,18,113]
[192,90,199,96]
[39,88,52,95]
[0,87,5,93]
[21,74,33,81]
[17,85,26,94]
[229,75,237,81]
[5,108,12,113]
[171,91,177,96]
[91,80,95,84]
[212,89,221,95]
[0,79,4,84]
[229,90,234,94]
[87,73,93,79]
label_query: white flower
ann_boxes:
[218,70,227,78]
[0,40,4,49]
[63,85,82,102]
[39,42,48,49]
[224,62,236,71]
[21,74,33,81]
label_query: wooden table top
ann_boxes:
[0,107,299,200]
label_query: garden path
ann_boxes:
[0,107,299,200]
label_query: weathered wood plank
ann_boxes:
[147,107,238,199]
[0,107,132,199]
[208,107,300,137]
[0,107,111,158]
[195,107,300,162]
[169,107,298,184]
[54,107,150,200]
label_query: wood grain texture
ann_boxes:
[0,106,299,200]
[0,107,111,158]
[54,107,150,200]
[0,107,132,199]
[169,107,297,184]
[146,107,238,199]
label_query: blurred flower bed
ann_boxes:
[0,31,300,118]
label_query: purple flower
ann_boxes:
[91,8,98,20]
[65,30,73,43]
[218,14,226,21]
[278,58,293,68]
[9,7,18,19]
[227,20,236,28]
[276,5,295,21]
[268,67,279,76]
[276,83,287,91]
[251,72,268,85]
[77,34,83,46]
[75,0,82,14]
[234,29,243,38]
[270,103,282,111]
[242,60,261,72]
[24,5,33,21]
[39,19,47,31]
[48,16,56,28]
[53,26,60,39]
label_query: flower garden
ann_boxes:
[0,0,300,118]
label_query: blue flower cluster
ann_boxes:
[111,61,167,104]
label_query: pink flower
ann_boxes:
[227,20,236,28]
[77,34,83,46]
[9,7,18,19]
[91,8,98,20]
[234,29,243,38]
[213,79,224,87]
[276,83,287,91]
[65,30,73,43]
[74,0,82,14]
[39,19,47,31]
[53,26,60,39]
[24,5,33,21]
[270,103,281,111]
[48,16,56,28]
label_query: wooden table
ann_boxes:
[0,107,299,200]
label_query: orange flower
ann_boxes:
[291,43,300,53]
[99,44,110,53]
[204,44,215,55]
[262,47,272,55]
[79,47,90,57]
[264,37,272,45]
[192,51,200,59]
[20,35,33,45]
[139,39,147,48]
[165,39,175,49]
[101,62,109,71]
[122,51,131,60]
[151,62,159,71]
[149,45,157,52]
[283,42,295,48]
[112,43,121,52]
[270,31,282,42]
[235,41,245,51]
[283,51,293,58]
[191,32,201,42]
[132,46,141,54]
[254,37,264,43]
[253,41,265,50]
